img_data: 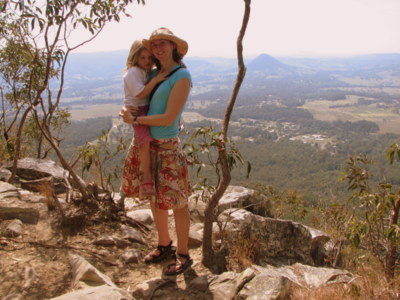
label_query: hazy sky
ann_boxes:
[77,0,400,58]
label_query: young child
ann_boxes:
[123,40,166,195]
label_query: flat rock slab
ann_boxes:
[0,206,40,224]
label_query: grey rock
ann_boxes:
[5,158,65,181]
[3,158,79,193]
[94,234,117,247]
[188,228,203,248]
[132,278,171,300]
[188,192,207,223]
[0,181,20,200]
[251,264,353,289]
[189,275,209,292]
[122,226,146,245]
[235,274,290,300]
[49,285,133,300]
[218,186,273,218]
[304,225,331,266]
[209,268,255,300]
[120,249,141,264]
[4,219,23,237]
[0,168,12,182]
[68,253,117,288]
[219,209,315,265]
[113,236,131,248]
[126,209,153,225]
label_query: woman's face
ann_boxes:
[137,48,153,72]
[150,39,174,61]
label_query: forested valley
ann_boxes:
[61,104,400,208]
[57,52,400,210]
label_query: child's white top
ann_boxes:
[123,66,149,107]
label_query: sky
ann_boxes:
[76,0,400,58]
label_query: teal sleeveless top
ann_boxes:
[148,65,192,139]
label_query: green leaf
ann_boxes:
[353,234,361,247]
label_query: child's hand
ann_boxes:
[127,105,139,116]
[119,106,134,124]
[154,71,168,83]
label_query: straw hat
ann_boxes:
[143,27,188,56]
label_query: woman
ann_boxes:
[120,27,192,276]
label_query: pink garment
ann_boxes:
[132,105,153,146]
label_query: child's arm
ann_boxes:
[135,71,168,99]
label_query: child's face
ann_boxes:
[137,49,153,72]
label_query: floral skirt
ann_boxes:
[120,137,191,210]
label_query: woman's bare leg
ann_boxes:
[164,205,191,273]
[150,201,171,246]
[173,205,190,255]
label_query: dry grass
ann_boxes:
[225,229,260,272]
[288,283,356,300]
[288,274,400,300]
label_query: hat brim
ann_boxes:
[143,34,188,57]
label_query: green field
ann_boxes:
[302,96,400,134]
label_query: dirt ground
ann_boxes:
[0,196,213,300]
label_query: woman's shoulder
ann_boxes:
[174,67,191,80]
[176,66,190,75]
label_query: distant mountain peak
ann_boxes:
[248,53,288,70]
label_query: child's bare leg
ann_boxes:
[139,142,152,182]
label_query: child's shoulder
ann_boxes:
[127,66,143,73]
[125,66,147,77]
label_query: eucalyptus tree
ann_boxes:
[184,0,252,271]
[0,0,144,199]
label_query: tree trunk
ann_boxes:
[202,0,251,271]
[8,107,32,184]
[31,108,90,200]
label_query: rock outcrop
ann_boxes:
[0,159,354,299]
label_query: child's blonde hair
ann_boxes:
[125,39,147,70]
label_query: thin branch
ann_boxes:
[222,0,251,138]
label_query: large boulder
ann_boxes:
[4,158,72,193]
[209,264,353,300]
[218,185,272,217]
[218,208,330,266]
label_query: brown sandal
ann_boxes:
[144,240,175,264]
[164,253,193,276]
